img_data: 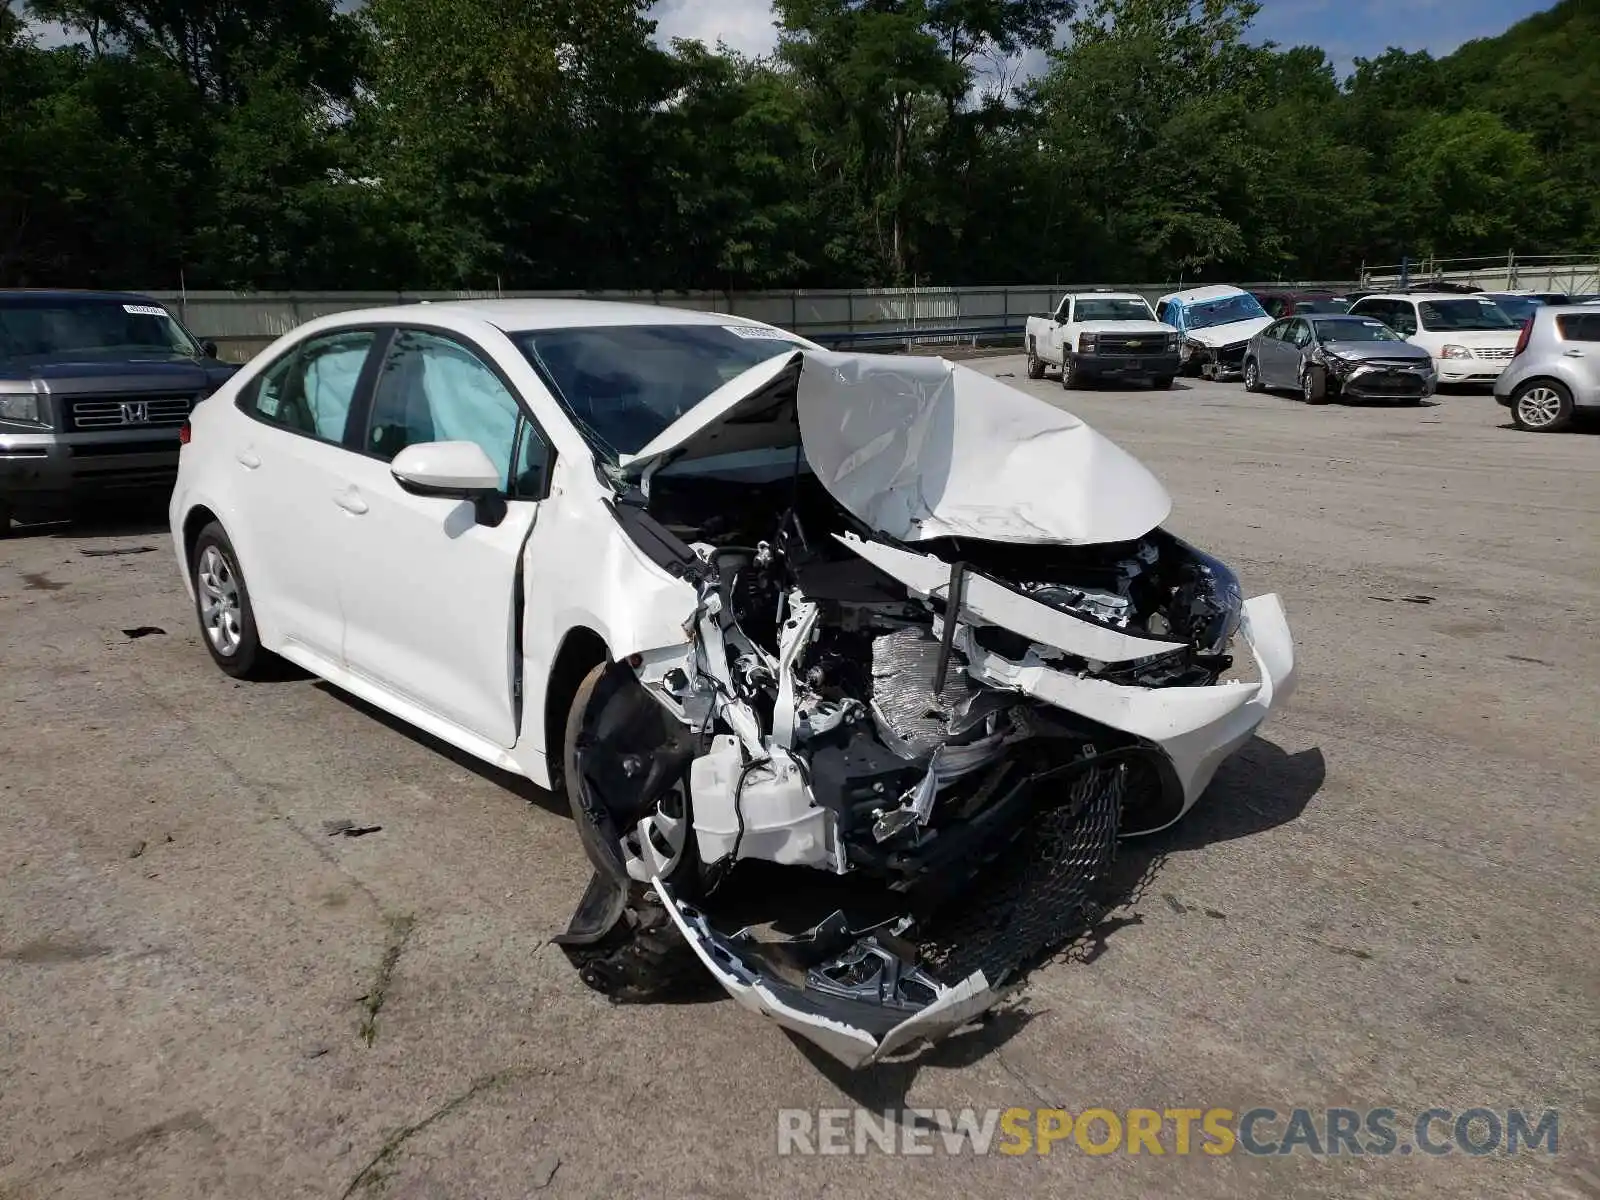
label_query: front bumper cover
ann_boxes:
[658,881,1003,1069]
[957,592,1296,831]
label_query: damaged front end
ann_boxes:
[556,349,1295,1066]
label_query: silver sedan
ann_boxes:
[1243,315,1437,404]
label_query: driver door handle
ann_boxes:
[333,488,368,515]
[235,450,261,469]
[1563,349,1584,357]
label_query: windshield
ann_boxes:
[1074,298,1154,322]
[0,297,200,361]
[514,323,805,459]
[1482,295,1542,322]
[1417,298,1517,331]
[1185,293,1269,330]
[1314,318,1404,344]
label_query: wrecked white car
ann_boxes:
[168,300,1295,1069]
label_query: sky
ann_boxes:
[651,0,1559,80]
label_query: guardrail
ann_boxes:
[143,283,1366,364]
[808,320,1026,349]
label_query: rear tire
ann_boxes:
[1153,375,1176,389]
[191,522,269,679]
[0,499,11,537]
[1510,380,1574,432]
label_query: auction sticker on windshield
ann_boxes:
[723,324,793,340]
[122,304,168,316]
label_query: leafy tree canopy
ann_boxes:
[1,0,1595,289]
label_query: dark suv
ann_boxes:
[0,290,237,531]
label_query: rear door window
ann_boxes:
[241,329,376,444]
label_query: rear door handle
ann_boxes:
[235,450,261,469]
[333,488,368,515]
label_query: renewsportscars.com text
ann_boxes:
[776,1106,1560,1157]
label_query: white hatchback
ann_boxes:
[169,299,1294,1067]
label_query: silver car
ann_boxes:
[1243,314,1437,404]
[1495,306,1600,432]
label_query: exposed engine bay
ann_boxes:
[555,349,1295,1068]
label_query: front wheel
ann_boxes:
[1242,358,1263,393]
[557,661,702,1000]
[1510,380,1575,432]
[191,522,269,679]
[1061,355,1081,390]
[1301,364,1329,405]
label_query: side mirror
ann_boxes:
[200,340,219,359]
[390,441,506,525]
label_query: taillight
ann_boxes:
[1513,318,1532,358]
[179,419,191,445]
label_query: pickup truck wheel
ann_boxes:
[1061,356,1081,390]
[1026,341,1045,380]
[1242,358,1263,393]
[1153,375,1176,389]
[0,499,12,537]
[191,522,269,679]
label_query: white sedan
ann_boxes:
[169,300,1295,1067]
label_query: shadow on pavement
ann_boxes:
[313,681,569,820]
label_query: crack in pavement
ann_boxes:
[359,914,416,1047]
[338,1071,523,1199]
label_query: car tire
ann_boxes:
[1061,356,1081,390]
[1026,340,1045,380]
[559,661,703,1002]
[191,521,270,679]
[1510,380,1575,432]
[1153,375,1176,389]
[562,661,697,893]
[0,499,12,537]
[1242,358,1263,393]
[1301,364,1329,405]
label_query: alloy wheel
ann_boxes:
[1516,387,1564,429]
[197,544,243,656]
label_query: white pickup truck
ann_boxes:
[1025,291,1182,389]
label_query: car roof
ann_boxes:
[1068,291,1146,301]
[1158,284,1247,304]
[308,297,771,336]
[0,288,166,305]
[1352,292,1489,303]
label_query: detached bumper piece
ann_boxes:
[653,760,1128,1069]
[658,882,1000,1069]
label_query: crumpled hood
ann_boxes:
[1185,317,1273,348]
[1320,340,1433,363]
[622,348,1172,547]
